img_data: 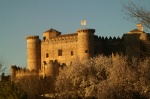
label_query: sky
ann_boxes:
[0,0,149,74]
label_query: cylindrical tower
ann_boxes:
[26,36,41,72]
[77,28,95,60]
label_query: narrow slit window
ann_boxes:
[85,50,88,53]
[46,53,49,58]
[58,49,62,56]
[71,51,73,56]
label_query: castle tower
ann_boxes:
[43,28,61,40]
[77,28,95,60]
[137,23,143,31]
[26,36,41,72]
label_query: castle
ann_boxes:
[11,23,150,80]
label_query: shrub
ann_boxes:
[55,55,150,99]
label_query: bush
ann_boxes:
[55,55,150,99]
[0,81,27,99]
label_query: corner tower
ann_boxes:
[77,28,95,60]
[26,36,41,72]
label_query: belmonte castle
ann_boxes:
[11,23,150,80]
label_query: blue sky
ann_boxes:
[0,0,149,74]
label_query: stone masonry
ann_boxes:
[11,23,150,80]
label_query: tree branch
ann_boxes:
[122,1,150,30]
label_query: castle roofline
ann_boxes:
[130,29,144,32]
[128,29,145,34]
[43,28,61,33]
[26,35,39,39]
[46,33,77,39]
[77,28,95,31]
[57,33,77,37]
[77,28,95,33]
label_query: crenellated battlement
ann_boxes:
[94,35,122,41]
[99,36,121,40]
[11,65,38,80]
[16,69,38,76]
[26,35,39,40]
[42,33,78,43]
[48,60,66,68]
[39,60,66,78]
[77,28,95,33]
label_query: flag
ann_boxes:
[81,20,86,26]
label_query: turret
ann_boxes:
[26,36,41,72]
[77,28,95,60]
[43,28,61,40]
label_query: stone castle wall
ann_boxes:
[11,60,66,81]
[41,33,78,67]
[40,28,95,67]
[11,24,150,79]
[39,60,66,77]
[94,35,124,56]
[10,65,39,81]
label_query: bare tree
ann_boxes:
[122,1,150,30]
[122,1,150,57]
[0,55,7,81]
[0,56,6,73]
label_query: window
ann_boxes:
[43,36,46,40]
[85,50,88,53]
[58,49,62,56]
[71,51,73,56]
[46,53,49,58]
